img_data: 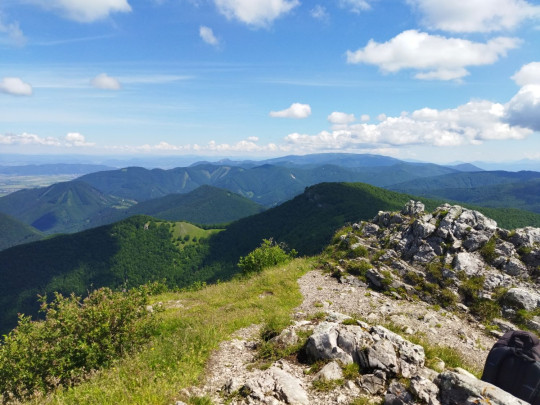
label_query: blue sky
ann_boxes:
[1,0,540,163]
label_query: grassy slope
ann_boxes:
[0,212,43,251]
[31,258,313,405]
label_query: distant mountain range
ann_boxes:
[0,152,539,248]
[389,171,540,213]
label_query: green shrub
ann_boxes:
[480,237,497,264]
[349,245,368,258]
[0,286,157,401]
[238,239,297,275]
[346,259,372,277]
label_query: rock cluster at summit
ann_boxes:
[177,201,540,405]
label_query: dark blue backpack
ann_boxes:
[481,330,540,405]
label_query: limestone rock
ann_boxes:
[409,375,440,405]
[314,361,343,381]
[402,200,425,216]
[436,370,529,405]
[452,252,484,276]
[384,380,414,404]
[358,369,387,395]
[504,287,540,311]
[502,257,528,277]
[242,366,309,405]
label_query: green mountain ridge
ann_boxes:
[2,181,540,335]
[123,185,265,224]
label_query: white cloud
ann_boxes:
[346,30,520,80]
[340,0,372,13]
[328,111,355,124]
[199,26,219,46]
[125,138,280,154]
[0,132,96,148]
[505,84,540,131]
[214,0,299,27]
[284,96,533,152]
[0,17,26,46]
[0,77,33,96]
[360,114,370,122]
[310,5,328,20]
[408,0,540,33]
[270,103,312,119]
[377,113,387,121]
[512,62,540,86]
[91,73,121,90]
[0,132,61,146]
[65,132,95,147]
[30,0,131,22]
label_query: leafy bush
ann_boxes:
[0,286,157,401]
[238,239,297,275]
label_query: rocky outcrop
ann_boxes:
[334,201,540,328]
[187,311,530,405]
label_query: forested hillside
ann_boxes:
[0,216,220,334]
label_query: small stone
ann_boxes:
[314,361,343,381]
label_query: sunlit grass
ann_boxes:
[30,258,313,405]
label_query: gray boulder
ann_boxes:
[410,375,441,405]
[242,366,309,405]
[502,257,528,277]
[436,370,529,405]
[384,381,414,404]
[452,252,484,276]
[358,369,387,395]
[305,322,373,365]
[314,361,343,381]
[402,200,425,216]
[504,287,540,311]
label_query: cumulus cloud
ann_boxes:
[512,62,540,86]
[270,103,312,119]
[340,0,372,13]
[284,96,534,152]
[0,77,33,96]
[199,26,219,46]
[91,73,121,90]
[30,0,131,22]
[360,114,370,122]
[346,30,520,80]
[65,132,95,147]
[214,0,299,27]
[408,0,540,33]
[505,84,540,131]
[328,111,355,124]
[0,17,26,46]
[0,132,61,146]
